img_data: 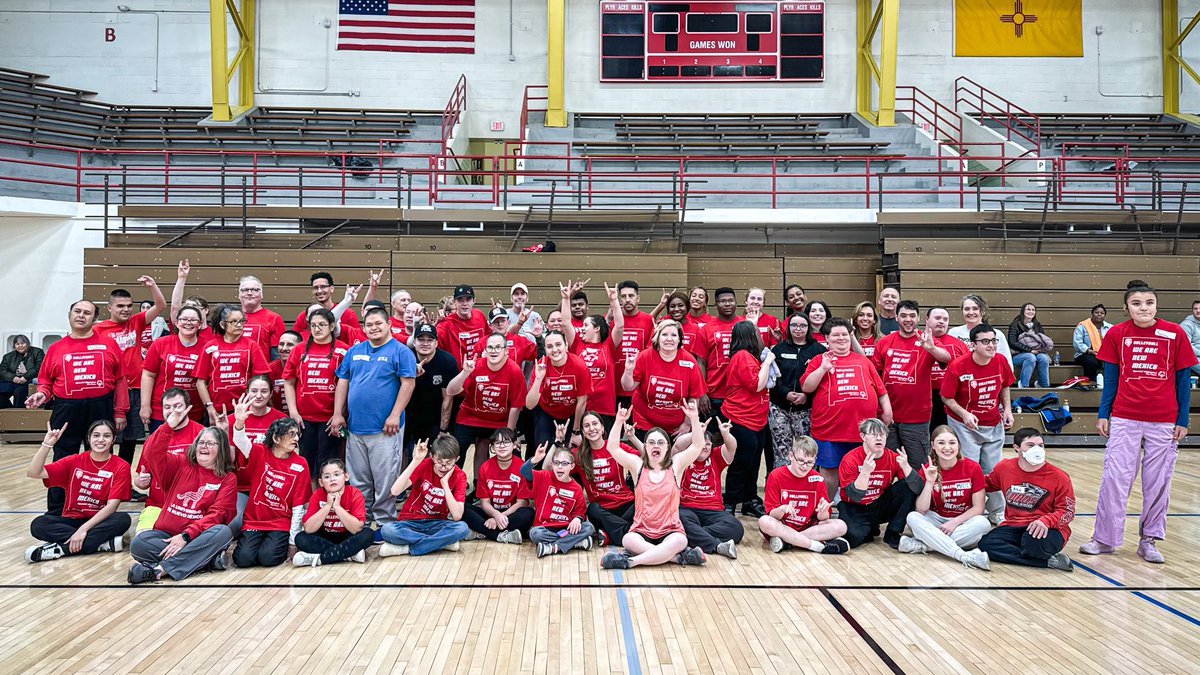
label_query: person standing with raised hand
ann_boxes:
[612,281,656,409]
[1080,282,1196,564]
[283,307,348,484]
[562,281,623,425]
[720,321,775,518]
[447,332,528,481]
[622,320,707,436]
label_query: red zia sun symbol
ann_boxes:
[1000,0,1038,38]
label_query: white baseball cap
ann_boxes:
[511,283,529,295]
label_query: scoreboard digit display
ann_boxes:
[600,2,824,83]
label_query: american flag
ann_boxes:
[337,0,475,54]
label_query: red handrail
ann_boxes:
[954,76,1041,149]
[896,85,963,149]
[440,74,468,150]
[518,84,549,158]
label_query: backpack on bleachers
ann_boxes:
[1013,393,1073,435]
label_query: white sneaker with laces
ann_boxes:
[292,551,322,567]
[379,543,410,557]
[960,550,991,571]
[898,536,928,555]
[351,549,367,563]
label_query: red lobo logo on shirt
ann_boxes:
[1122,337,1170,381]
[648,375,683,409]
[828,363,869,404]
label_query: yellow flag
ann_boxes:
[955,0,1083,57]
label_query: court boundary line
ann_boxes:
[1073,560,1200,627]
[2,582,1196,591]
[612,568,643,675]
[821,589,906,675]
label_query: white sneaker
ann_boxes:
[716,540,737,559]
[351,549,367,563]
[898,536,928,555]
[497,530,523,545]
[768,536,785,554]
[292,551,322,567]
[444,541,460,552]
[536,542,558,558]
[576,534,591,551]
[96,535,123,553]
[25,542,65,563]
[960,550,991,571]
[464,530,488,541]
[379,543,410,557]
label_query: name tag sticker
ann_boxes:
[290,463,304,472]
[353,354,370,361]
[959,374,974,382]
[781,353,797,359]
[97,470,113,478]
[1155,329,1176,339]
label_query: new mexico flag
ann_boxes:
[955,0,1083,57]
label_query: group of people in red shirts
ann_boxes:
[21,264,1189,579]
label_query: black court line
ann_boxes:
[3,582,1197,591]
[821,589,906,675]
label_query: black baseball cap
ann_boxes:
[414,323,436,339]
[488,306,508,322]
[453,284,475,299]
[363,299,386,311]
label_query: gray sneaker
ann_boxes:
[716,540,737,559]
[768,536,785,554]
[960,550,991,571]
[536,542,558,558]
[600,551,630,569]
[898,536,928,555]
[497,530,523,545]
[464,530,488,541]
[675,546,706,566]
[1046,552,1074,572]
[292,551,322,567]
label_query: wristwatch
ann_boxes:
[180,532,192,543]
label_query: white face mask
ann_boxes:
[1022,445,1046,466]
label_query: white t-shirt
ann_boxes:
[948,324,1014,369]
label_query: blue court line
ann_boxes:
[1073,560,1200,628]
[611,559,643,675]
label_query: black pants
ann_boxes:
[233,529,290,568]
[532,407,571,452]
[403,417,441,469]
[1074,353,1101,381]
[117,389,144,465]
[679,507,744,553]
[587,502,636,543]
[295,529,374,564]
[724,422,767,507]
[452,422,495,469]
[462,504,535,540]
[978,525,1065,568]
[299,419,344,479]
[930,389,948,430]
[30,512,131,554]
[47,393,115,513]
[839,482,916,549]
[0,381,29,408]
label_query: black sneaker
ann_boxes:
[883,531,902,549]
[600,551,631,569]
[821,537,850,555]
[24,542,65,563]
[675,546,707,566]
[740,501,765,518]
[1046,552,1074,572]
[128,490,148,503]
[127,562,159,585]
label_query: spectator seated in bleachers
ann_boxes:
[1180,300,1200,378]
[1007,304,1052,388]
[1074,304,1112,382]
[0,335,43,408]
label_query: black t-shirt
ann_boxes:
[407,349,458,429]
[879,316,899,335]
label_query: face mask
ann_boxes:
[1022,445,1046,466]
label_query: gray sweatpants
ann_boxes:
[947,419,1005,518]
[346,429,404,525]
[530,522,595,553]
[906,511,992,562]
[131,525,233,581]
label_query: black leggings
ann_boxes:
[295,529,374,564]
[462,504,535,540]
[532,407,571,452]
[299,419,344,479]
[838,482,916,549]
[724,422,767,507]
[587,502,636,543]
[30,512,131,554]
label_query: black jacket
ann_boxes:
[769,339,826,411]
[0,347,44,383]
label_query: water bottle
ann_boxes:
[1053,351,1060,366]
[1097,373,1104,388]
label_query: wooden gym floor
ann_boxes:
[0,441,1197,674]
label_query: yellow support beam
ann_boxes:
[210,0,255,122]
[545,0,566,127]
[1163,0,1200,126]
[856,0,898,127]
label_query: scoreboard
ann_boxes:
[600,2,825,83]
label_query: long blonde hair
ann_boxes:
[928,424,962,500]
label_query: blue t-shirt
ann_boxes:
[335,338,418,435]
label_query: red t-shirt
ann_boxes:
[985,458,1075,541]
[293,307,361,333]
[476,457,526,511]
[659,315,702,353]
[679,450,730,511]
[239,444,311,532]
[456,359,529,429]
[95,311,150,389]
[694,316,741,399]
[282,340,348,422]
[755,314,782,348]
[436,310,489,367]
[389,317,411,342]
[43,453,132,519]
[764,465,828,531]
[802,352,886,443]
[572,443,637,510]
[534,353,594,419]
[930,335,968,390]
[472,332,537,366]
[576,337,619,416]
[1097,319,1198,424]
[871,332,937,424]
[36,334,129,414]
[838,446,905,505]
[612,311,655,392]
[924,458,985,518]
[236,408,289,492]
[397,458,468,521]
[858,334,878,358]
[148,453,238,538]
[138,421,205,507]
[530,469,588,529]
[242,307,286,357]
[722,350,768,429]
[630,348,707,431]
[142,335,205,421]
[812,332,827,344]
[193,336,271,412]
[939,354,1015,427]
[303,486,367,534]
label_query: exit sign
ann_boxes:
[490,121,505,131]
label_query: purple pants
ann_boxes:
[1092,416,1178,547]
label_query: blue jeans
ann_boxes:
[380,518,469,556]
[1013,352,1050,387]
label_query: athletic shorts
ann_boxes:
[815,440,859,469]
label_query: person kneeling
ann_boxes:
[379,437,469,557]
[293,459,373,566]
[838,418,923,549]
[522,440,595,557]
[901,425,992,570]
[462,427,534,545]
[675,419,744,559]
[977,428,1075,572]
[128,411,238,584]
[758,436,849,555]
[26,421,132,562]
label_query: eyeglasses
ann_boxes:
[493,440,515,448]
[551,460,574,467]
[484,345,505,352]
[310,322,331,330]
[225,319,246,325]
[238,288,262,294]
[433,460,457,469]
[177,317,200,324]
[196,440,219,448]
[792,458,816,466]
[972,338,999,346]
[790,323,809,330]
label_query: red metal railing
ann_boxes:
[517,84,549,159]
[897,85,963,149]
[954,76,1041,149]
[440,74,468,150]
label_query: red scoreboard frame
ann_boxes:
[600,2,825,83]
